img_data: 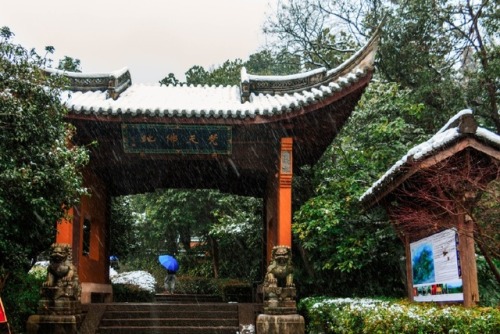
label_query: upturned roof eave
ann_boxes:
[240,27,380,98]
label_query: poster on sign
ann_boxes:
[0,297,6,323]
[410,229,464,302]
[0,297,11,334]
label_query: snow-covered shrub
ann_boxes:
[299,297,500,333]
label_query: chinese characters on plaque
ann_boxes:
[122,124,232,155]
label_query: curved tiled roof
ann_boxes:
[360,110,500,207]
[48,30,379,120]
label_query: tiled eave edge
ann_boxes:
[61,29,378,118]
[44,67,132,100]
[65,71,373,125]
[240,27,380,101]
[359,112,500,209]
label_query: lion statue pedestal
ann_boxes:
[256,245,304,334]
[27,243,84,334]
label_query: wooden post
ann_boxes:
[457,213,479,307]
[404,234,415,302]
[278,138,293,247]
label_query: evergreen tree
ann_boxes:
[0,27,88,292]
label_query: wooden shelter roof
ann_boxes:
[54,31,380,197]
[360,110,500,209]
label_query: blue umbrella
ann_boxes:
[159,255,179,272]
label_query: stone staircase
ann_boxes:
[96,302,239,333]
[80,294,261,334]
[154,293,223,304]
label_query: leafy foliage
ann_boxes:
[292,81,431,297]
[111,189,263,282]
[0,27,88,289]
[2,271,44,333]
[264,0,499,298]
[112,283,155,302]
[159,49,301,86]
[109,196,140,260]
[57,56,81,72]
[477,256,500,307]
[299,296,500,334]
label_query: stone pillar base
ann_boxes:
[80,282,113,304]
[256,314,304,334]
[26,314,84,334]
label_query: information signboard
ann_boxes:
[410,229,463,302]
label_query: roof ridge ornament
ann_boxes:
[239,28,381,103]
[44,67,132,100]
[438,109,478,134]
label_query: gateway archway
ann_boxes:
[53,32,379,303]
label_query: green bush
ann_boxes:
[173,276,253,302]
[174,276,220,295]
[221,281,252,302]
[2,272,44,333]
[112,283,155,302]
[299,297,500,334]
[477,256,500,307]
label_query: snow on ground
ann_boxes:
[30,261,156,293]
[109,267,118,277]
[110,270,156,293]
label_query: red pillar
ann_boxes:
[277,138,293,247]
[56,207,74,244]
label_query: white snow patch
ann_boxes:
[109,267,118,277]
[111,270,156,293]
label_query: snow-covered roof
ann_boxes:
[360,110,500,206]
[60,69,368,119]
[49,30,379,120]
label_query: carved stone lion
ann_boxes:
[42,243,81,302]
[265,245,294,288]
[263,245,296,313]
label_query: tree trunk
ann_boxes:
[0,273,9,295]
[209,236,219,279]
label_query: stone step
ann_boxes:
[97,325,239,334]
[104,302,237,312]
[155,293,223,303]
[96,302,241,334]
[100,317,238,327]
[102,310,237,319]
